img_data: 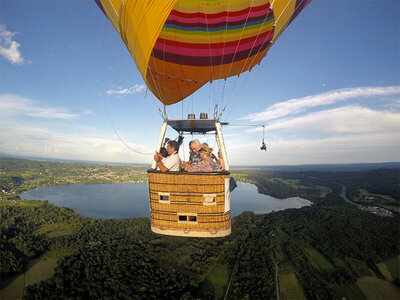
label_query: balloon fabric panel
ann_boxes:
[96,0,312,106]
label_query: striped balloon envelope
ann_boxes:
[95,0,311,105]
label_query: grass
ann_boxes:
[278,179,300,188]
[279,269,306,300]
[0,198,11,206]
[357,277,400,300]
[45,245,78,260]
[332,257,348,268]
[346,258,375,277]
[25,258,57,286]
[0,273,25,300]
[16,199,46,207]
[0,257,57,300]
[304,248,335,271]
[333,283,367,300]
[273,248,287,263]
[380,204,400,212]
[377,255,400,281]
[315,185,332,198]
[358,189,397,202]
[35,222,77,238]
[378,262,393,281]
[206,263,229,300]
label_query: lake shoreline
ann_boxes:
[20,181,312,219]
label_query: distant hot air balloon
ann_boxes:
[95,0,311,237]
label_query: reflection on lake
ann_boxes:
[20,181,311,219]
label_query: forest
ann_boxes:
[0,157,399,299]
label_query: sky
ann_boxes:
[0,0,399,166]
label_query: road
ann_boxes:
[309,175,360,207]
[339,183,361,207]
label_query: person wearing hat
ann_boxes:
[187,143,220,172]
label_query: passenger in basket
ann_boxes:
[187,144,221,172]
[202,142,225,171]
[156,147,169,171]
[159,147,169,159]
[182,139,201,170]
[154,140,181,172]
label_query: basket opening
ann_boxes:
[203,194,216,205]
[178,214,197,223]
[160,195,169,201]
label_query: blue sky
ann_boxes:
[0,0,399,166]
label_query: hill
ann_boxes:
[0,158,399,299]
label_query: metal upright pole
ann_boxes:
[151,121,168,169]
[215,121,229,171]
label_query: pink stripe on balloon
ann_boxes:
[153,33,272,57]
[166,8,269,25]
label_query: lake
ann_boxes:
[20,181,311,219]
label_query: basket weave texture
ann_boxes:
[148,171,231,236]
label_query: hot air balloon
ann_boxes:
[95,0,311,237]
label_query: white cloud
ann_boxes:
[232,86,400,165]
[226,133,400,166]
[0,118,153,163]
[106,84,146,96]
[0,94,80,119]
[265,106,400,134]
[0,93,154,163]
[0,25,25,64]
[243,86,400,122]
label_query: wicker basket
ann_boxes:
[147,170,231,237]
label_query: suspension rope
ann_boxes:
[217,0,258,119]
[103,96,154,155]
[203,2,214,82]
[224,0,257,78]
[101,20,154,156]
[218,2,273,119]
[220,0,303,121]
[214,0,232,112]
[223,64,260,120]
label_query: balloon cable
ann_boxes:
[103,96,153,155]
[101,20,153,156]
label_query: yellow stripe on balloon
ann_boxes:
[173,0,268,13]
[271,0,296,42]
[158,20,274,44]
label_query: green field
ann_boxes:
[35,222,77,238]
[315,185,332,198]
[304,247,334,271]
[378,255,400,281]
[0,274,24,300]
[333,283,367,300]
[356,189,399,211]
[279,269,306,300]
[346,258,375,277]
[45,244,78,260]
[0,257,57,300]
[333,257,348,268]
[357,277,400,300]
[359,189,397,202]
[273,247,287,263]
[206,263,229,299]
[278,179,300,188]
